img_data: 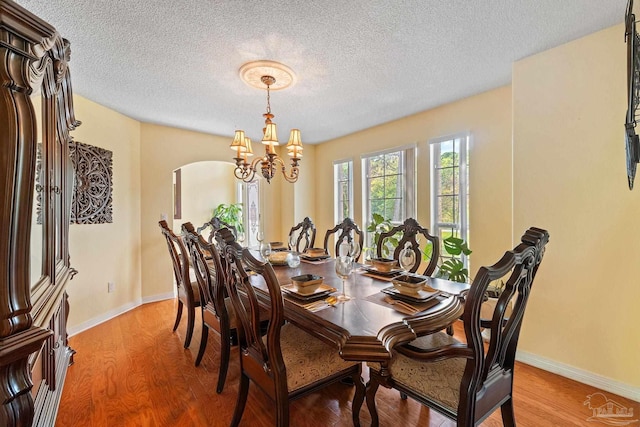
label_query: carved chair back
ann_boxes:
[376,218,439,275]
[323,217,364,261]
[288,216,316,252]
[158,220,193,302]
[396,227,549,424]
[221,240,287,400]
[181,222,228,326]
[197,216,237,243]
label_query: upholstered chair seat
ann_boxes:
[367,332,465,413]
[222,240,365,427]
[364,227,550,427]
[178,281,201,305]
[276,323,360,391]
[202,297,237,329]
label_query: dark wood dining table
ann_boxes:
[248,255,470,364]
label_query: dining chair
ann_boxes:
[196,216,237,243]
[288,216,316,252]
[220,239,365,427]
[365,227,549,427]
[181,222,236,393]
[158,220,201,348]
[376,217,439,275]
[323,217,365,261]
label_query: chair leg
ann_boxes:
[173,300,183,332]
[230,373,250,427]
[195,323,208,367]
[351,372,365,427]
[275,390,290,427]
[446,324,454,336]
[365,379,381,427]
[184,305,195,348]
[216,326,231,394]
[400,391,407,400]
[501,397,516,427]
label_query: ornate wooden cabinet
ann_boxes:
[0,1,79,425]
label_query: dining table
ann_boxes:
[248,253,471,365]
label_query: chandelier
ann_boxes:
[230,61,303,184]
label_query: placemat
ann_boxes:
[364,292,440,315]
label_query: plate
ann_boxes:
[381,285,440,303]
[362,266,403,277]
[282,283,336,299]
[300,254,331,261]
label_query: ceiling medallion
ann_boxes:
[230,61,302,184]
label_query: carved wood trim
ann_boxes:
[69,141,113,224]
[0,2,78,425]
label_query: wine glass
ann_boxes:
[334,255,353,302]
[338,240,351,257]
[349,240,361,260]
[259,242,272,259]
[288,233,298,252]
[399,245,415,274]
[286,251,301,268]
[256,230,264,243]
[236,231,245,247]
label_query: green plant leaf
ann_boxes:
[438,259,468,282]
[422,244,434,261]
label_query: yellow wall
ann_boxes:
[139,124,283,299]
[172,161,236,232]
[67,96,141,330]
[314,86,513,272]
[513,24,640,387]
[62,22,639,395]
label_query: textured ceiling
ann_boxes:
[15,0,627,144]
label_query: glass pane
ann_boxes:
[368,177,385,201]
[30,135,44,288]
[368,155,384,177]
[385,198,403,222]
[439,195,455,223]
[384,152,400,174]
[439,166,454,195]
[440,140,453,163]
[370,199,385,217]
[338,162,349,180]
[385,175,401,198]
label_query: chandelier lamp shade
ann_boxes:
[231,61,302,184]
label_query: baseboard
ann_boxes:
[516,350,640,402]
[68,292,174,337]
[142,291,175,304]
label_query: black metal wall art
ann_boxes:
[69,141,113,223]
[625,0,640,190]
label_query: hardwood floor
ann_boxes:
[56,300,638,426]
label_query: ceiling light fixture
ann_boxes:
[231,61,302,184]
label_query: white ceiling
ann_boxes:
[15,0,627,144]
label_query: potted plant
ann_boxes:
[366,213,400,260]
[422,234,472,283]
[212,202,244,233]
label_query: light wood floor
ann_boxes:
[55,300,638,426]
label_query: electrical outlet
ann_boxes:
[108,281,115,293]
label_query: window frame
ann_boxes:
[361,145,416,247]
[429,132,470,266]
[333,158,354,224]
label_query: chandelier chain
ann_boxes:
[265,82,271,115]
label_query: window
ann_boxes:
[362,146,416,245]
[334,160,353,223]
[430,134,470,265]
